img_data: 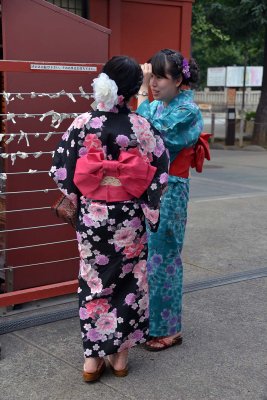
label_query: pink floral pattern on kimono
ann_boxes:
[50,103,169,357]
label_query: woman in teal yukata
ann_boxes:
[137,49,204,351]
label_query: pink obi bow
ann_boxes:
[74,148,156,202]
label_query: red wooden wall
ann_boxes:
[89,0,194,61]
[1,0,109,291]
[0,0,194,295]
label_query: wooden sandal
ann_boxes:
[144,335,183,352]
[109,362,128,377]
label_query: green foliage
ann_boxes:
[245,111,256,121]
[192,0,267,145]
[192,3,230,41]
[192,0,266,89]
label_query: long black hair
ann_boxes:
[102,56,143,102]
[149,49,199,87]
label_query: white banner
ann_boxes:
[31,64,97,72]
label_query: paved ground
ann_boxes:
[1,149,267,400]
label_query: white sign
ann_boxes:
[245,66,263,87]
[30,64,97,72]
[207,67,226,86]
[226,67,244,87]
[226,66,263,87]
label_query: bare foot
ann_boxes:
[84,357,104,373]
[108,349,128,371]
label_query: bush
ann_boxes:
[245,111,256,121]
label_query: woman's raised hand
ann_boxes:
[141,63,152,88]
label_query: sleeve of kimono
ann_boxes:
[49,125,82,206]
[141,130,169,232]
[136,99,158,121]
[136,99,152,120]
[162,105,203,155]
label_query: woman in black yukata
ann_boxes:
[50,56,169,382]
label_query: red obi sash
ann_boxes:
[74,148,156,202]
[169,133,212,178]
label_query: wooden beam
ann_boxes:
[0,280,77,307]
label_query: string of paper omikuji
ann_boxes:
[0,87,92,170]
[1,86,92,104]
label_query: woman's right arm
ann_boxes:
[136,63,152,109]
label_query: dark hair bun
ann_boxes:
[187,58,199,86]
[103,56,143,102]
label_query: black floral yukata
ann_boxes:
[50,103,169,358]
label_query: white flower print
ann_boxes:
[78,243,92,259]
[84,349,92,357]
[138,294,149,311]
[80,263,103,294]
[69,112,91,130]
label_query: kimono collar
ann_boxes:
[157,90,195,118]
[95,103,131,115]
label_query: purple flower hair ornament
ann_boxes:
[182,58,191,79]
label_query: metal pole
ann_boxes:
[211,112,215,143]
[239,53,248,147]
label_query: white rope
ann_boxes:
[2,86,92,104]
[0,151,53,156]
[2,222,67,233]
[0,132,64,136]
[1,92,93,95]
[0,113,80,116]
[0,171,49,175]
[1,256,79,271]
[0,188,57,195]
[0,206,51,214]
[0,239,76,252]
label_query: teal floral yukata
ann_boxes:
[137,90,203,337]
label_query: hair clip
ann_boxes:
[182,59,191,79]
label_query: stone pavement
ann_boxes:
[1,149,267,400]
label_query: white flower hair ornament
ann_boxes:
[92,73,120,111]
